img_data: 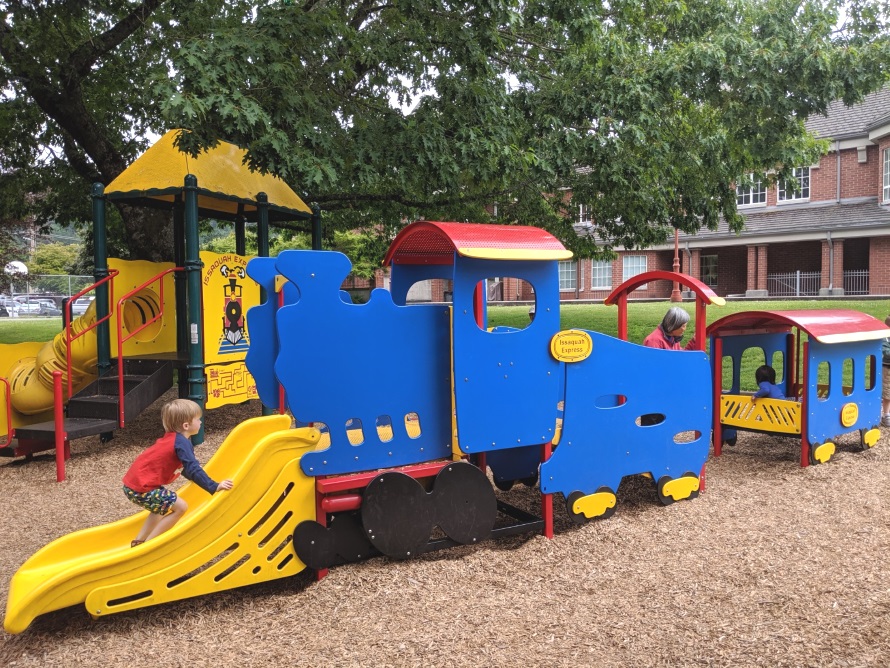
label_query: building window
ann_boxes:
[701,255,718,287]
[736,173,766,206]
[777,167,810,202]
[577,204,592,226]
[883,149,890,203]
[590,260,611,290]
[558,261,577,291]
[622,255,647,285]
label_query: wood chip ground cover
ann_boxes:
[2,392,889,666]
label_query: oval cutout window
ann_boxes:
[594,394,627,408]
[637,413,665,426]
[404,412,422,439]
[376,415,394,442]
[345,418,364,445]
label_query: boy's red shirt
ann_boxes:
[122,432,183,492]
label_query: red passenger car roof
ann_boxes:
[707,310,890,344]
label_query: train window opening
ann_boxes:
[636,413,665,426]
[404,412,422,439]
[771,351,785,383]
[376,415,394,442]
[479,277,535,332]
[865,355,876,391]
[740,347,767,393]
[842,358,854,396]
[721,355,734,392]
[673,430,702,444]
[403,279,436,303]
[313,422,331,449]
[816,361,830,400]
[345,418,365,445]
[594,394,627,408]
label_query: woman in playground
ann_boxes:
[751,365,785,401]
[122,399,233,547]
[643,306,698,351]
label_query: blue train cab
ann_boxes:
[707,310,890,466]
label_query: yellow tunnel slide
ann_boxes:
[4,414,320,634]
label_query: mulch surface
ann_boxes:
[2,391,890,667]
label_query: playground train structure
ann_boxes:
[5,221,890,634]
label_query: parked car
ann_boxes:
[70,296,94,316]
[36,299,62,316]
[0,295,18,317]
[15,301,42,315]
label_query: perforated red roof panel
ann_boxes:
[383,221,572,266]
[707,310,890,344]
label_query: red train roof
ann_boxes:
[383,221,572,266]
[707,310,890,344]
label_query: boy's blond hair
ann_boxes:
[161,399,202,433]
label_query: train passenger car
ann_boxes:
[246,221,713,568]
[708,310,889,466]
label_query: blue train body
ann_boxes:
[245,222,712,534]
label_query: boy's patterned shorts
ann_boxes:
[123,485,177,516]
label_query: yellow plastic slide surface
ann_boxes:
[4,414,320,634]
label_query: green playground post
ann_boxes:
[91,183,111,377]
[183,175,206,443]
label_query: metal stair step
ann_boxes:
[14,418,119,441]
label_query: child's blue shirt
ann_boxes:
[754,381,785,399]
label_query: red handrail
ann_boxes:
[0,376,11,447]
[115,267,183,427]
[63,270,121,398]
[53,370,67,482]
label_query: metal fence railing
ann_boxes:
[843,269,869,296]
[766,271,821,297]
[11,274,94,297]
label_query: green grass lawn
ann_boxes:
[0,317,66,344]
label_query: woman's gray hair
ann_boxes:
[661,307,690,333]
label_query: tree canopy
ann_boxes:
[2,0,889,265]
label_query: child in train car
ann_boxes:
[122,399,234,547]
[882,315,890,426]
[751,365,785,401]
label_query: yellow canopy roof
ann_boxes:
[104,130,312,222]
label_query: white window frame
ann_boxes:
[622,255,647,289]
[558,260,577,291]
[777,167,810,202]
[590,260,611,290]
[883,148,890,203]
[736,173,767,207]
[701,255,718,287]
[577,204,592,226]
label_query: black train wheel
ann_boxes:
[361,472,432,559]
[656,472,701,506]
[432,461,497,545]
[566,487,617,525]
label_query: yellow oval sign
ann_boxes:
[550,330,593,362]
[840,402,858,428]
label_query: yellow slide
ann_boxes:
[4,413,320,634]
